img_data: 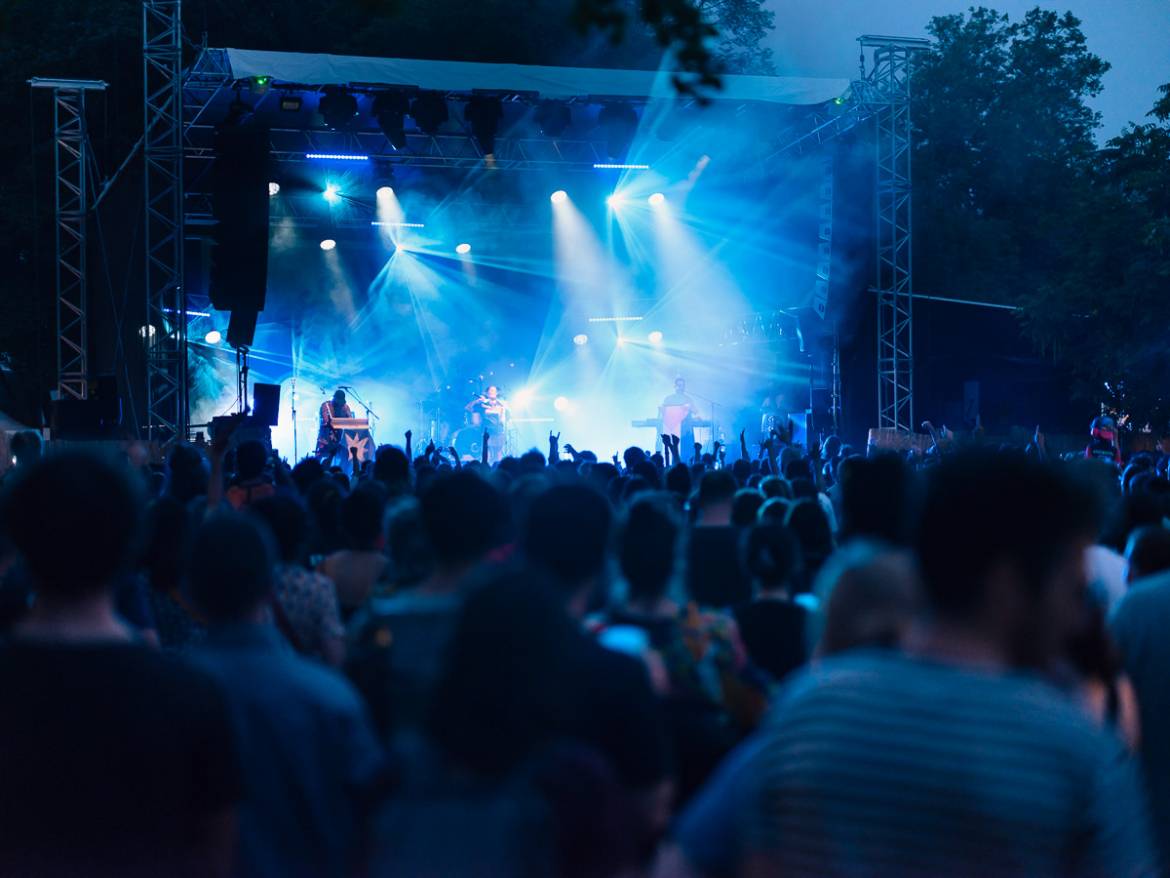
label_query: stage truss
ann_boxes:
[143,0,187,442]
[860,35,929,434]
[28,78,107,403]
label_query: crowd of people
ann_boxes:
[1,418,1170,877]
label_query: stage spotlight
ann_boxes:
[318,90,359,130]
[513,387,535,408]
[319,238,336,251]
[648,330,663,344]
[279,95,302,112]
[376,186,394,199]
[606,193,623,208]
[455,242,472,255]
[465,96,503,156]
[373,91,410,150]
[534,101,571,137]
[550,190,568,204]
[598,103,638,161]
[323,182,341,203]
[553,396,570,412]
[268,181,280,196]
[204,329,223,345]
[648,192,666,206]
[573,333,589,346]
[410,91,449,136]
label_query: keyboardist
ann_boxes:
[661,377,696,451]
[316,388,354,461]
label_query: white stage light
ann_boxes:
[648,330,663,344]
[513,387,535,408]
[268,181,280,196]
[573,333,589,346]
[455,242,472,255]
[376,185,394,199]
[606,193,623,208]
[648,192,666,206]
[319,238,336,251]
[204,329,222,345]
[553,396,570,412]
[323,182,341,203]
[550,189,568,204]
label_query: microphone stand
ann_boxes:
[340,385,380,441]
[686,391,721,455]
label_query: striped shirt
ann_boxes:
[737,651,1154,877]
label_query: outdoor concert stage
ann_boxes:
[184,49,866,460]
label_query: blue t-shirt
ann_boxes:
[1111,571,1170,870]
[676,650,1154,877]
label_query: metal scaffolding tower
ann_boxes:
[860,36,929,434]
[143,0,187,441]
[29,78,107,403]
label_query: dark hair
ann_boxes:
[9,430,42,466]
[759,476,791,500]
[632,461,661,489]
[840,453,911,546]
[619,495,680,602]
[789,478,818,500]
[341,482,387,550]
[188,512,275,622]
[519,450,547,474]
[140,497,191,593]
[759,497,790,523]
[742,522,801,589]
[622,446,645,471]
[428,568,581,777]
[291,457,326,495]
[697,470,737,509]
[786,499,833,561]
[166,443,209,503]
[306,478,345,555]
[373,445,410,489]
[784,458,813,482]
[731,489,765,528]
[1126,525,1170,582]
[731,458,751,486]
[249,495,309,564]
[916,452,1095,619]
[0,453,140,597]
[524,484,612,589]
[384,497,434,587]
[235,439,268,481]
[665,463,692,498]
[421,470,506,567]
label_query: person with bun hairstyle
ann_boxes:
[733,523,810,683]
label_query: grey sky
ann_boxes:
[763,0,1170,138]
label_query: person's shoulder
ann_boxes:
[1112,570,1170,626]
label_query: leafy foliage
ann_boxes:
[912,7,1170,429]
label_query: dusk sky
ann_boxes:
[762,0,1170,138]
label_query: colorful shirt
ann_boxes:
[274,564,344,662]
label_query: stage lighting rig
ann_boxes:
[598,103,638,161]
[465,96,503,156]
[318,89,359,130]
[534,101,571,137]
[373,91,411,150]
[410,92,449,136]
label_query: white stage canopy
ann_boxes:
[224,48,849,106]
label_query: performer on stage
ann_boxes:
[316,389,353,462]
[662,377,696,452]
[466,385,508,463]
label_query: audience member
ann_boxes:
[187,512,386,878]
[225,439,276,510]
[318,482,389,619]
[250,495,345,666]
[0,453,241,877]
[669,452,1154,876]
[734,523,809,682]
[1125,525,1170,584]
